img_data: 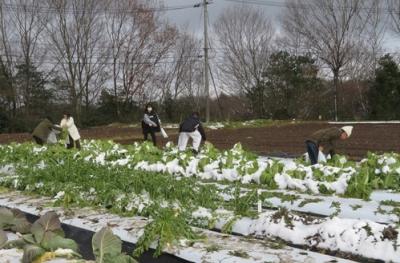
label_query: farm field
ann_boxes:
[1,121,400,159]
[1,0,400,261]
[0,137,400,262]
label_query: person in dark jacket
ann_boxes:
[178,112,206,153]
[32,117,62,145]
[141,104,160,146]
[305,126,353,165]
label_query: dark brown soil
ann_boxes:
[205,123,400,159]
[1,122,399,159]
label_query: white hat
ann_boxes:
[341,126,353,137]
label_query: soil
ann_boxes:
[1,122,399,160]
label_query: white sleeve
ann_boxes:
[60,119,67,128]
[143,114,157,126]
[65,117,74,128]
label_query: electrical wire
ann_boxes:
[0,53,205,66]
[0,2,206,15]
[224,0,394,14]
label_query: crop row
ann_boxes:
[0,141,400,261]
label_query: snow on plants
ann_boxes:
[1,140,400,260]
[190,207,400,262]
[1,141,400,199]
[247,211,400,262]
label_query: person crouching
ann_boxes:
[178,112,206,154]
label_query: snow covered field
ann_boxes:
[0,140,399,262]
[0,191,355,263]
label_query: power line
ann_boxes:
[224,0,394,14]
[1,39,211,53]
[0,53,205,60]
[224,0,285,7]
[2,42,396,65]
[5,39,398,56]
[0,2,205,14]
[0,53,206,66]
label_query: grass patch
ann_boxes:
[380,200,400,207]
[330,201,341,217]
[228,249,250,258]
[0,186,9,193]
[298,198,323,207]
[205,244,222,252]
[350,204,363,211]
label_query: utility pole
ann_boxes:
[203,0,210,123]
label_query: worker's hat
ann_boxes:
[341,126,353,137]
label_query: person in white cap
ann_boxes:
[305,126,353,165]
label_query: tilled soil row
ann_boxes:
[1,122,399,159]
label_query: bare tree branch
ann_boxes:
[214,6,275,95]
[282,0,384,120]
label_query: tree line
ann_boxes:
[0,0,399,133]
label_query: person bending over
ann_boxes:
[178,112,206,154]
[305,126,353,165]
[32,117,62,145]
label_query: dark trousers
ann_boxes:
[143,131,156,146]
[33,135,44,145]
[305,140,319,165]
[67,135,81,149]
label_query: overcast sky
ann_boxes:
[163,0,399,51]
[163,0,284,34]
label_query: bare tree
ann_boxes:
[184,63,204,111]
[0,1,17,117]
[11,0,51,114]
[45,0,109,121]
[104,0,137,118]
[0,0,53,118]
[0,0,183,128]
[155,31,202,101]
[342,0,386,116]
[155,31,204,119]
[282,0,383,120]
[119,9,176,107]
[100,0,177,111]
[214,5,275,117]
[388,0,400,35]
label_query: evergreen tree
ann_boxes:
[14,63,51,117]
[369,55,400,120]
[262,51,323,119]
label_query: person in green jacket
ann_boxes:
[305,126,353,165]
[32,117,62,145]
